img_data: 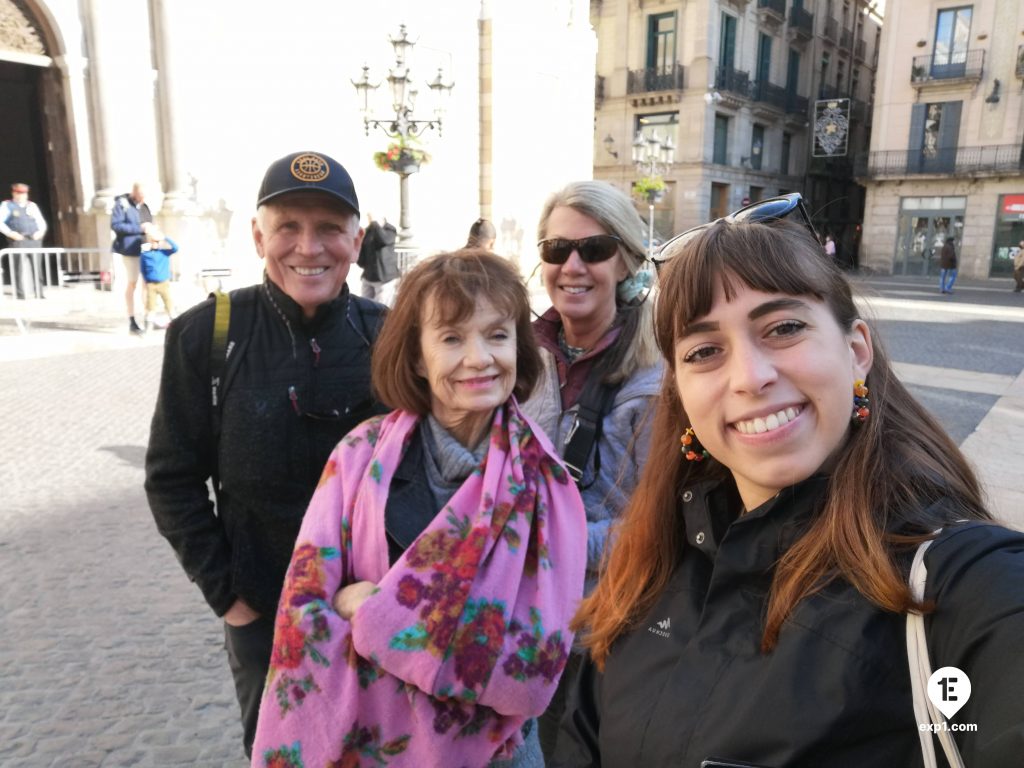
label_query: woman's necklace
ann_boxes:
[557,326,587,363]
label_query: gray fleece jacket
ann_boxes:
[522,349,662,593]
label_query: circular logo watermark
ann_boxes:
[290,153,330,182]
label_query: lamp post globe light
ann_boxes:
[632,130,674,259]
[351,23,454,245]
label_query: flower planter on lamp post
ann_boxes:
[352,24,453,246]
[632,131,674,259]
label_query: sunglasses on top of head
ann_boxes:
[650,193,819,272]
[537,234,622,265]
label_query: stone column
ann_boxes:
[150,0,195,215]
[82,0,160,211]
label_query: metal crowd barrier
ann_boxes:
[1,247,110,334]
[0,247,110,299]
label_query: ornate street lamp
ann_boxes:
[352,24,454,244]
[632,130,675,259]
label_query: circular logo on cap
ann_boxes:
[290,154,330,182]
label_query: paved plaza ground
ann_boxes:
[0,272,1022,766]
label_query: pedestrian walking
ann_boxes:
[523,181,662,758]
[939,236,958,294]
[356,212,399,305]
[1013,239,1024,293]
[111,183,153,334]
[139,227,178,330]
[552,201,1024,767]
[0,182,47,298]
[251,250,586,768]
[145,150,389,760]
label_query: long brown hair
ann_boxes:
[574,218,989,667]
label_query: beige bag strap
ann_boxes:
[907,538,966,768]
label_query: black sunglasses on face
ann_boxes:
[651,193,819,271]
[537,234,622,265]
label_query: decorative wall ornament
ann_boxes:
[813,98,850,157]
[0,0,46,56]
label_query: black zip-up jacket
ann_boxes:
[553,477,1024,767]
[145,279,387,618]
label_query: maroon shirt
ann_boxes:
[532,307,621,410]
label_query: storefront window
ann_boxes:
[992,194,1024,277]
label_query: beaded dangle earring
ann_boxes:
[680,427,709,462]
[852,379,870,423]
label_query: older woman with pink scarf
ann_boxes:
[251,250,587,767]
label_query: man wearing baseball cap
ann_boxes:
[145,151,390,757]
[1,183,47,299]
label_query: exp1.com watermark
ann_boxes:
[921,667,978,733]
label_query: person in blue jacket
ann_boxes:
[111,182,153,334]
[139,227,178,331]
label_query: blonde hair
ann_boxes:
[537,180,659,383]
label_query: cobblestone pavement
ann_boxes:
[0,345,246,767]
[0,274,1021,767]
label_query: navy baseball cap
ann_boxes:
[256,151,359,214]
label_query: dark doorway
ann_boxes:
[0,60,53,241]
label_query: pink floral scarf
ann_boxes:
[252,401,586,767]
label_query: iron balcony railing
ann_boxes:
[911,49,985,83]
[824,17,838,42]
[751,80,788,110]
[855,39,866,62]
[818,84,844,100]
[839,28,853,50]
[627,62,684,94]
[786,92,809,116]
[789,6,813,38]
[1017,44,1024,77]
[855,144,1024,177]
[757,0,785,19]
[715,66,751,97]
[595,75,606,106]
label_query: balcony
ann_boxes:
[595,75,606,108]
[854,39,866,63]
[823,17,838,43]
[751,80,788,114]
[756,0,785,26]
[714,66,752,108]
[788,6,813,42]
[818,84,845,100]
[627,62,684,95]
[1017,45,1024,78]
[785,91,809,125]
[855,144,1024,179]
[839,28,853,51]
[911,50,984,87]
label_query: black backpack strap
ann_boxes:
[562,376,622,487]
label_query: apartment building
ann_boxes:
[858,1,1024,278]
[592,0,880,265]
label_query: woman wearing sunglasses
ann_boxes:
[553,207,1024,767]
[523,180,663,758]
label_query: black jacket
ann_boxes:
[553,477,1024,767]
[145,279,388,618]
[357,220,399,283]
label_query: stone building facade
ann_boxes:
[592,0,880,266]
[858,0,1024,279]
